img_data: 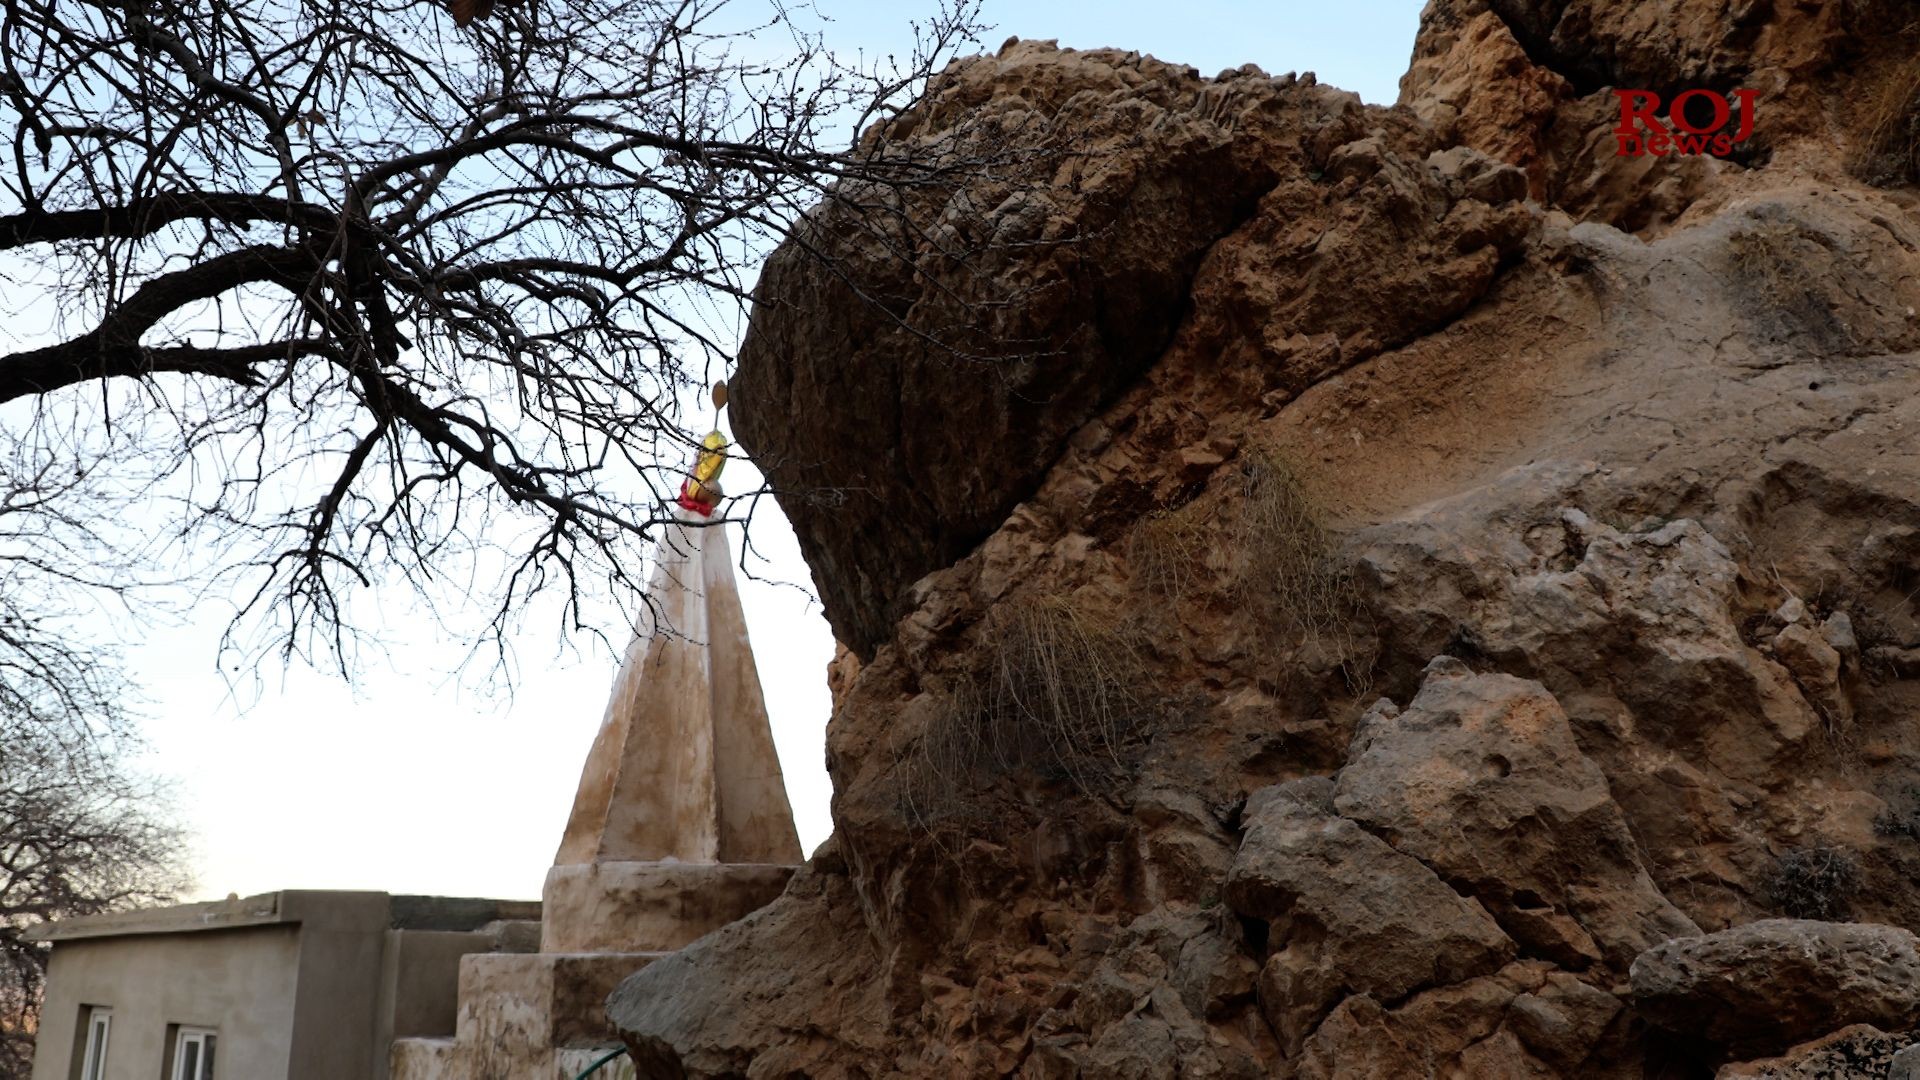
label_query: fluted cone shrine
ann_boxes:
[393,415,802,1079]
[543,515,802,954]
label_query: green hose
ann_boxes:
[573,1047,627,1079]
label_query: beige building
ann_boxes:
[28,891,537,1080]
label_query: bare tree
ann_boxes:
[0,694,185,1079]
[0,2,1030,1070]
[0,453,186,1080]
[0,0,987,668]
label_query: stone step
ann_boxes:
[454,952,665,1050]
[541,861,793,953]
[479,917,544,954]
[389,1035,456,1080]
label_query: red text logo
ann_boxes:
[1614,89,1758,158]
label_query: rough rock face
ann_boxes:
[1400,0,1920,225]
[610,854,896,1077]
[733,43,1530,657]
[1630,920,1920,1057]
[1720,1026,1920,1080]
[1336,661,1698,969]
[1226,772,1515,1051]
[729,48,1277,657]
[615,3,1920,1077]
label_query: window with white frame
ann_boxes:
[77,1006,111,1080]
[170,1027,217,1080]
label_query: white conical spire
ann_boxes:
[555,515,802,867]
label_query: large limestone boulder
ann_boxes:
[1335,660,1698,968]
[1629,920,1920,1056]
[1226,776,1514,1049]
[732,40,1530,657]
[610,858,894,1078]
[729,42,1275,657]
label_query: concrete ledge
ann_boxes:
[28,889,399,941]
[454,952,664,1048]
[389,895,542,931]
[27,892,286,941]
[540,861,794,953]
[29,890,540,943]
[390,1036,456,1080]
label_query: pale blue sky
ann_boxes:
[820,0,1421,105]
[111,0,1428,903]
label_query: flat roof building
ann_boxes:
[27,891,536,1080]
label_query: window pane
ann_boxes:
[203,1035,216,1080]
[180,1040,200,1080]
[81,1010,110,1080]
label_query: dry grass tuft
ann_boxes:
[904,595,1152,827]
[1726,222,1852,349]
[1233,452,1376,692]
[1126,501,1212,602]
[1121,451,1375,691]
[1854,56,1920,186]
[1874,785,1920,842]
[1234,453,1339,628]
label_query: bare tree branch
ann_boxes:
[0,454,187,1078]
[0,0,992,672]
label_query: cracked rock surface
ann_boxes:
[615,3,1920,1076]
[1630,920,1920,1057]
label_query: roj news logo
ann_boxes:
[1614,89,1759,158]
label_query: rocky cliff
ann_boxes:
[614,2,1920,1076]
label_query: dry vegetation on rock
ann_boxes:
[1855,56,1920,186]
[1765,846,1863,923]
[1127,451,1375,692]
[903,595,1153,829]
[1231,452,1375,693]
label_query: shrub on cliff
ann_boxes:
[905,595,1154,826]
[1127,451,1375,692]
[1855,59,1920,186]
[1764,846,1861,921]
